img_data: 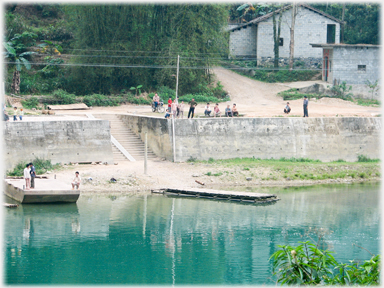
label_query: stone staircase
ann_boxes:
[93,114,157,162]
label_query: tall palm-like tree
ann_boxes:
[3,40,35,94]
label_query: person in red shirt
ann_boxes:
[168,97,172,111]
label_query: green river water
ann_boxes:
[4,182,380,285]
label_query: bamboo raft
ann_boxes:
[151,187,280,204]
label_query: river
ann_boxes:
[4,182,380,285]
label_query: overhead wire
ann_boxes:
[6,61,367,72]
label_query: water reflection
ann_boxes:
[4,183,380,285]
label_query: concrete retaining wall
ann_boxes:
[118,114,173,160]
[4,119,114,170]
[119,115,380,163]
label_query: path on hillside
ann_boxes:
[212,67,380,117]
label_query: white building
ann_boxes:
[228,4,342,61]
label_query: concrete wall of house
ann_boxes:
[331,46,380,99]
[4,120,114,170]
[229,25,257,58]
[257,6,340,59]
[118,114,173,160]
[117,115,380,163]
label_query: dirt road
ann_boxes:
[212,68,380,117]
[50,68,380,118]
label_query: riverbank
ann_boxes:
[42,158,380,194]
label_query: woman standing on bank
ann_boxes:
[23,163,31,190]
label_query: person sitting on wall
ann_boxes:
[284,102,291,114]
[71,171,81,190]
[214,103,221,117]
[164,108,171,119]
[225,105,232,117]
[232,104,239,117]
[204,103,211,117]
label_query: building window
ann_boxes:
[327,24,336,44]
[358,65,366,72]
[279,38,283,46]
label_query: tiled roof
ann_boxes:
[228,3,343,32]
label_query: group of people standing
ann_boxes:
[2,104,24,121]
[23,163,36,190]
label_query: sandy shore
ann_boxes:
[45,159,379,195]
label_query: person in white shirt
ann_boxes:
[71,171,81,190]
[23,163,31,190]
[171,99,178,119]
[204,103,211,116]
[153,93,160,109]
[177,101,185,119]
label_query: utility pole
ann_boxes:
[172,55,179,163]
[175,55,180,100]
[144,132,148,174]
[289,3,296,71]
[341,3,346,43]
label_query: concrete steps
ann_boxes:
[93,114,157,162]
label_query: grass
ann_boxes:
[357,154,380,162]
[277,89,381,107]
[192,157,380,182]
[278,89,318,101]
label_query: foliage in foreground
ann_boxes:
[270,240,380,286]
[7,158,60,176]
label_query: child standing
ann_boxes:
[13,107,17,121]
[19,108,24,120]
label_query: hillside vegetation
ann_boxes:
[4,3,380,107]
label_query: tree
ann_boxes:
[3,38,36,94]
[272,6,284,68]
[64,4,229,95]
[365,80,379,100]
[288,3,297,71]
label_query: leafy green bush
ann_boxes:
[52,89,77,104]
[179,93,228,104]
[357,155,380,162]
[270,240,380,286]
[7,158,59,176]
[211,81,227,99]
[328,81,353,100]
[157,86,175,100]
[22,97,40,109]
[83,94,120,107]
